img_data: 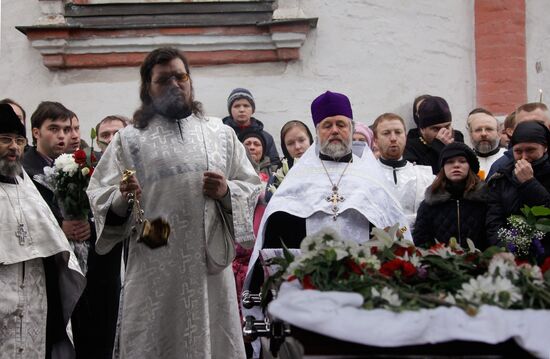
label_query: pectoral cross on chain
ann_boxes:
[326,185,345,221]
[16,224,28,245]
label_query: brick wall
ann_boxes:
[475,0,526,115]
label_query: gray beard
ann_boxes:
[0,157,22,177]
[152,87,192,120]
[474,138,499,154]
[320,139,352,159]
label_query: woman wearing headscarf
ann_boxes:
[264,120,314,203]
[486,121,550,260]
[413,142,488,248]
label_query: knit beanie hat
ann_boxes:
[311,91,353,127]
[417,96,452,129]
[439,142,480,174]
[227,88,255,114]
[353,121,375,149]
[238,129,266,160]
[510,121,550,147]
[0,104,26,138]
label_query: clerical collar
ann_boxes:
[475,146,501,158]
[319,151,353,163]
[0,174,19,184]
[379,157,407,168]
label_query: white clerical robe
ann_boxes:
[377,160,434,229]
[477,147,506,180]
[0,172,86,359]
[247,144,411,283]
[87,114,261,359]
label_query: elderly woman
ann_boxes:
[413,142,488,248]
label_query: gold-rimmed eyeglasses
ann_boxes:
[153,73,190,85]
[0,135,27,147]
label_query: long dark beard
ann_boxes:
[152,87,192,120]
[0,156,22,177]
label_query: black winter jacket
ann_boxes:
[413,182,489,249]
[222,116,280,166]
[486,157,550,247]
[404,130,465,174]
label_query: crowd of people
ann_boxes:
[1,46,550,359]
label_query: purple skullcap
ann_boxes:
[311,91,353,127]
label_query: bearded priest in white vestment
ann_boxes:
[246,91,411,294]
[87,48,261,359]
[0,104,86,359]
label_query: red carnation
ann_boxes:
[88,167,94,177]
[287,275,297,282]
[90,152,97,164]
[394,246,415,257]
[380,258,404,277]
[541,257,550,274]
[370,246,378,255]
[401,261,417,278]
[379,258,417,278]
[302,275,316,290]
[346,258,363,275]
[73,149,87,165]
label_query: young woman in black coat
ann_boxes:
[413,142,488,249]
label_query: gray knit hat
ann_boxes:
[227,88,255,114]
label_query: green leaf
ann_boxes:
[531,205,550,217]
[535,223,550,233]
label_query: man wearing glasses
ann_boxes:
[0,103,86,358]
[88,47,260,359]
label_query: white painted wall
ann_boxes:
[1,0,520,152]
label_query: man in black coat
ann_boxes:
[23,102,120,359]
[404,96,464,174]
[486,121,550,259]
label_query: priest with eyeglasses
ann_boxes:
[0,103,86,358]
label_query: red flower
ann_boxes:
[515,258,529,266]
[287,275,297,282]
[73,149,87,165]
[379,258,417,278]
[346,258,363,275]
[370,246,378,255]
[88,167,94,177]
[394,246,415,257]
[380,258,403,277]
[90,152,97,164]
[259,172,269,183]
[302,275,316,290]
[541,257,550,274]
[429,243,445,252]
[401,261,417,278]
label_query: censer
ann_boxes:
[122,169,171,249]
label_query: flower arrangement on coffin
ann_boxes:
[38,147,97,273]
[497,205,550,262]
[267,158,292,194]
[264,225,550,314]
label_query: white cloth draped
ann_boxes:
[269,281,550,358]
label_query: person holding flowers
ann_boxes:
[486,121,550,261]
[0,104,86,358]
[413,142,488,248]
